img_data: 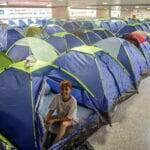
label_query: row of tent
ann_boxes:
[0,19,150,150]
[1,18,150,33]
[0,20,149,53]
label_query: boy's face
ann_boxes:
[61,86,72,99]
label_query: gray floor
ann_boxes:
[88,77,150,150]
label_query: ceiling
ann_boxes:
[0,0,150,8]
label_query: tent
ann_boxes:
[43,24,65,35]
[46,19,65,27]
[28,19,35,26]
[0,38,59,149]
[52,45,135,112]
[124,31,150,70]
[95,37,148,87]
[0,52,100,150]
[0,28,24,52]
[93,28,114,39]
[116,23,149,37]
[6,37,58,63]
[35,19,47,27]
[8,19,17,27]
[62,21,81,33]
[100,20,126,34]
[0,58,53,150]
[80,21,98,30]
[46,32,85,53]
[74,30,102,45]
[18,19,27,28]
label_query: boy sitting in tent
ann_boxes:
[43,80,78,149]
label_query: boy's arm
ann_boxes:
[45,96,57,123]
[45,110,54,124]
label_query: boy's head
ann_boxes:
[60,80,72,99]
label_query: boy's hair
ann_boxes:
[60,80,73,89]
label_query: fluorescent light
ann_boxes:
[0,3,7,5]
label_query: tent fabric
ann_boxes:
[80,21,98,30]
[95,37,148,86]
[0,134,16,150]
[75,30,102,45]
[93,29,114,39]
[62,21,80,33]
[53,46,135,112]
[0,53,13,73]
[124,32,150,70]
[116,24,148,37]
[43,24,65,35]
[0,28,24,52]
[0,68,36,150]
[46,19,65,27]
[28,19,35,26]
[46,32,85,53]
[100,20,126,34]
[6,37,58,63]
[6,29,24,51]
[18,20,27,28]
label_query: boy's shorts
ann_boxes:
[49,120,77,134]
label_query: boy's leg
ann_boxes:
[53,121,72,144]
[42,119,56,150]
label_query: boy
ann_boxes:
[43,80,78,148]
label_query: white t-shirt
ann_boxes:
[48,94,78,122]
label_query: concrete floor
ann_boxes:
[88,77,150,150]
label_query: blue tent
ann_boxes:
[0,28,24,52]
[43,24,65,35]
[46,32,85,54]
[28,19,35,26]
[75,30,102,45]
[81,21,97,30]
[6,37,58,63]
[52,45,135,112]
[139,41,150,70]
[0,37,58,149]
[116,24,149,37]
[93,29,114,39]
[36,19,47,27]
[18,19,27,28]
[8,20,17,27]
[62,21,81,33]
[46,19,65,27]
[100,20,126,34]
[95,37,148,87]
[0,59,54,150]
